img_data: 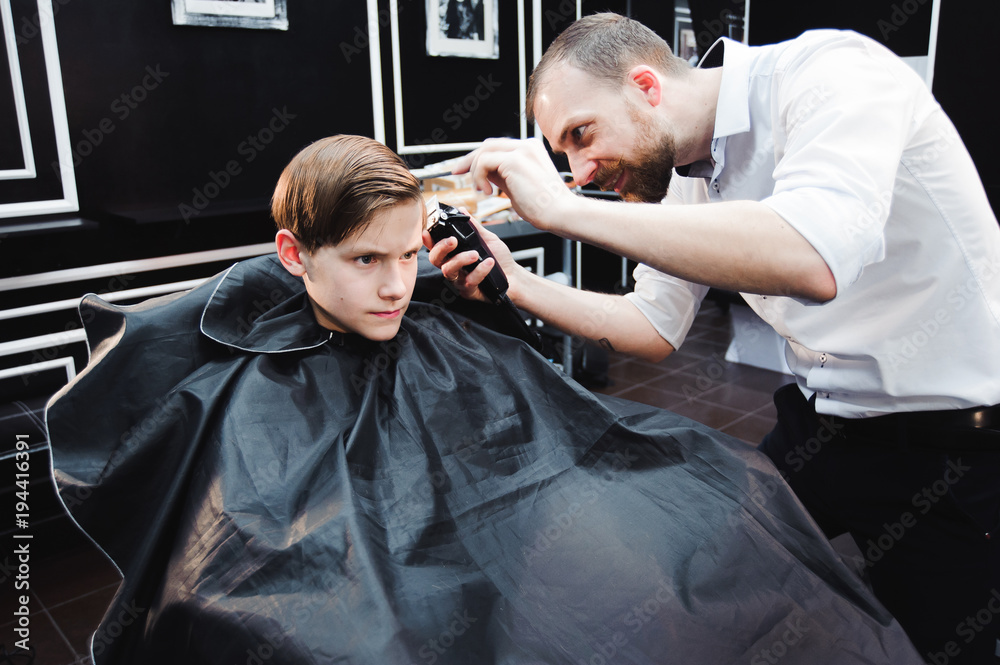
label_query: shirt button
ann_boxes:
[712,181,720,191]
[819,353,828,363]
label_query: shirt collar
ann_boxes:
[675,37,752,179]
[705,37,752,138]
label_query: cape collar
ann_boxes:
[200,252,464,354]
[200,254,337,353]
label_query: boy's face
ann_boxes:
[295,200,425,341]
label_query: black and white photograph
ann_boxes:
[171,0,289,31]
[426,0,498,59]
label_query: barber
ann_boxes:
[425,12,1000,663]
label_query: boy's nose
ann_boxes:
[379,266,408,301]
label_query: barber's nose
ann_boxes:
[567,151,596,187]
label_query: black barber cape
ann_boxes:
[47,254,922,664]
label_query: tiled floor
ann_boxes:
[1,299,792,665]
[593,298,790,445]
[0,532,121,665]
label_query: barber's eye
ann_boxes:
[572,126,586,140]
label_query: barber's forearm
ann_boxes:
[509,268,674,362]
[548,197,836,302]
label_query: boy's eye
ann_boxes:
[402,251,416,260]
[356,255,375,265]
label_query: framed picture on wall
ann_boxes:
[426,0,499,59]
[171,0,289,31]
[0,0,78,218]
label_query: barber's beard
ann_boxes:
[593,109,676,203]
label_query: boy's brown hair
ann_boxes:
[271,135,422,253]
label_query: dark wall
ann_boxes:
[931,0,998,211]
[1,0,674,277]
[740,0,997,213]
[42,0,674,220]
[19,2,991,277]
[52,0,378,220]
[397,0,673,171]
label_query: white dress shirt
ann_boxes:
[624,30,1000,418]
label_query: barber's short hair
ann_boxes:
[526,13,688,124]
[271,135,422,253]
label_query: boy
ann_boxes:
[48,135,923,664]
[272,135,425,342]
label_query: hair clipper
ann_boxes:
[425,198,543,352]
[427,201,509,304]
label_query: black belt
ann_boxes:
[815,402,1000,452]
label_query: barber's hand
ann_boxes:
[423,215,524,304]
[452,138,577,231]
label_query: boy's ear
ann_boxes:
[275,229,308,277]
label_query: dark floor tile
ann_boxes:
[604,351,632,367]
[45,584,119,661]
[684,326,734,346]
[752,400,778,421]
[613,384,687,410]
[0,609,76,665]
[667,350,736,379]
[605,359,675,386]
[645,370,715,402]
[720,413,778,446]
[589,382,620,396]
[671,336,729,359]
[662,397,746,431]
[33,544,120,609]
[700,382,775,414]
[0,556,24,629]
[653,347,703,371]
[588,383,615,396]
[722,363,794,394]
[677,355,792,397]
[690,301,731,327]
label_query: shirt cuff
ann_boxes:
[624,265,710,349]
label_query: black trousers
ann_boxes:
[760,384,1000,665]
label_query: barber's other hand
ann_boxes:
[451,138,577,231]
[423,215,523,304]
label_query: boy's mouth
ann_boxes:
[373,309,403,319]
